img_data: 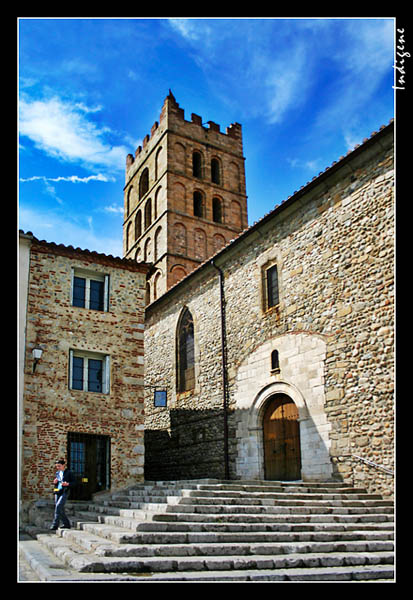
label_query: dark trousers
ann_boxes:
[52,491,71,528]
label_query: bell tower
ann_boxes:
[123,91,248,303]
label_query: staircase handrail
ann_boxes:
[333,453,394,476]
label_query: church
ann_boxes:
[19,93,394,516]
[134,93,394,496]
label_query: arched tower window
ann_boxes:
[192,151,202,178]
[177,308,195,392]
[139,167,149,200]
[212,197,223,223]
[211,158,220,184]
[135,210,142,240]
[193,191,204,218]
[145,198,152,230]
[126,187,133,217]
[125,222,132,251]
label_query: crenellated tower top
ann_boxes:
[123,93,248,304]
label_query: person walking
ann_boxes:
[50,459,75,530]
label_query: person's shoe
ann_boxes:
[49,526,58,530]
[59,525,71,529]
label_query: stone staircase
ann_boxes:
[20,479,395,582]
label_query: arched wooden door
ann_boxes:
[263,394,301,480]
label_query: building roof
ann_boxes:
[18,230,151,274]
[146,119,394,311]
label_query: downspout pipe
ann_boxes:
[210,259,230,480]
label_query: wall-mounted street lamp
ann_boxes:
[32,345,43,373]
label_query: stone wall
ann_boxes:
[21,238,149,504]
[145,124,394,496]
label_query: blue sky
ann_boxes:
[18,17,395,258]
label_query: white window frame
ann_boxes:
[69,349,110,394]
[71,268,110,311]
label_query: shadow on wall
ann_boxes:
[144,403,334,483]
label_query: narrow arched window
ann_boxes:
[145,198,152,230]
[177,308,195,392]
[135,210,142,240]
[271,350,280,373]
[213,197,223,223]
[126,222,131,251]
[126,187,133,216]
[193,151,202,178]
[193,191,204,218]
[139,167,149,199]
[211,158,220,184]
[266,264,279,309]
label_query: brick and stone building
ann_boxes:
[19,233,150,510]
[141,104,394,497]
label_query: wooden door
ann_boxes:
[263,395,301,480]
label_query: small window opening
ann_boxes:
[211,158,220,184]
[193,191,204,218]
[139,168,149,199]
[266,264,279,309]
[193,152,202,178]
[271,350,280,373]
[212,198,223,223]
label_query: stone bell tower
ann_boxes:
[123,91,248,303]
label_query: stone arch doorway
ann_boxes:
[262,394,301,480]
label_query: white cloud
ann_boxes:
[103,204,124,214]
[19,95,128,172]
[287,156,323,172]
[20,174,115,184]
[264,44,308,124]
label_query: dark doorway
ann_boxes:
[67,432,110,500]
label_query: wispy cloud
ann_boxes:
[19,95,128,172]
[103,204,124,214]
[167,18,394,130]
[20,174,115,183]
[287,157,323,172]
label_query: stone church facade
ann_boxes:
[141,101,394,497]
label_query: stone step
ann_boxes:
[73,508,394,532]
[77,521,393,545]
[180,491,384,503]
[90,501,394,517]
[96,480,373,503]
[56,527,394,558]
[108,490,384,503]
[196,483,369,494]
[150,511,394,524]
[37,532,394,577]
[134,479,363,489]
[176,495,392,506]
[112,484,370,497]
[165,501,393,513]
[99,516,394,534]
[77,510,394,534]
[113,565,395,582]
